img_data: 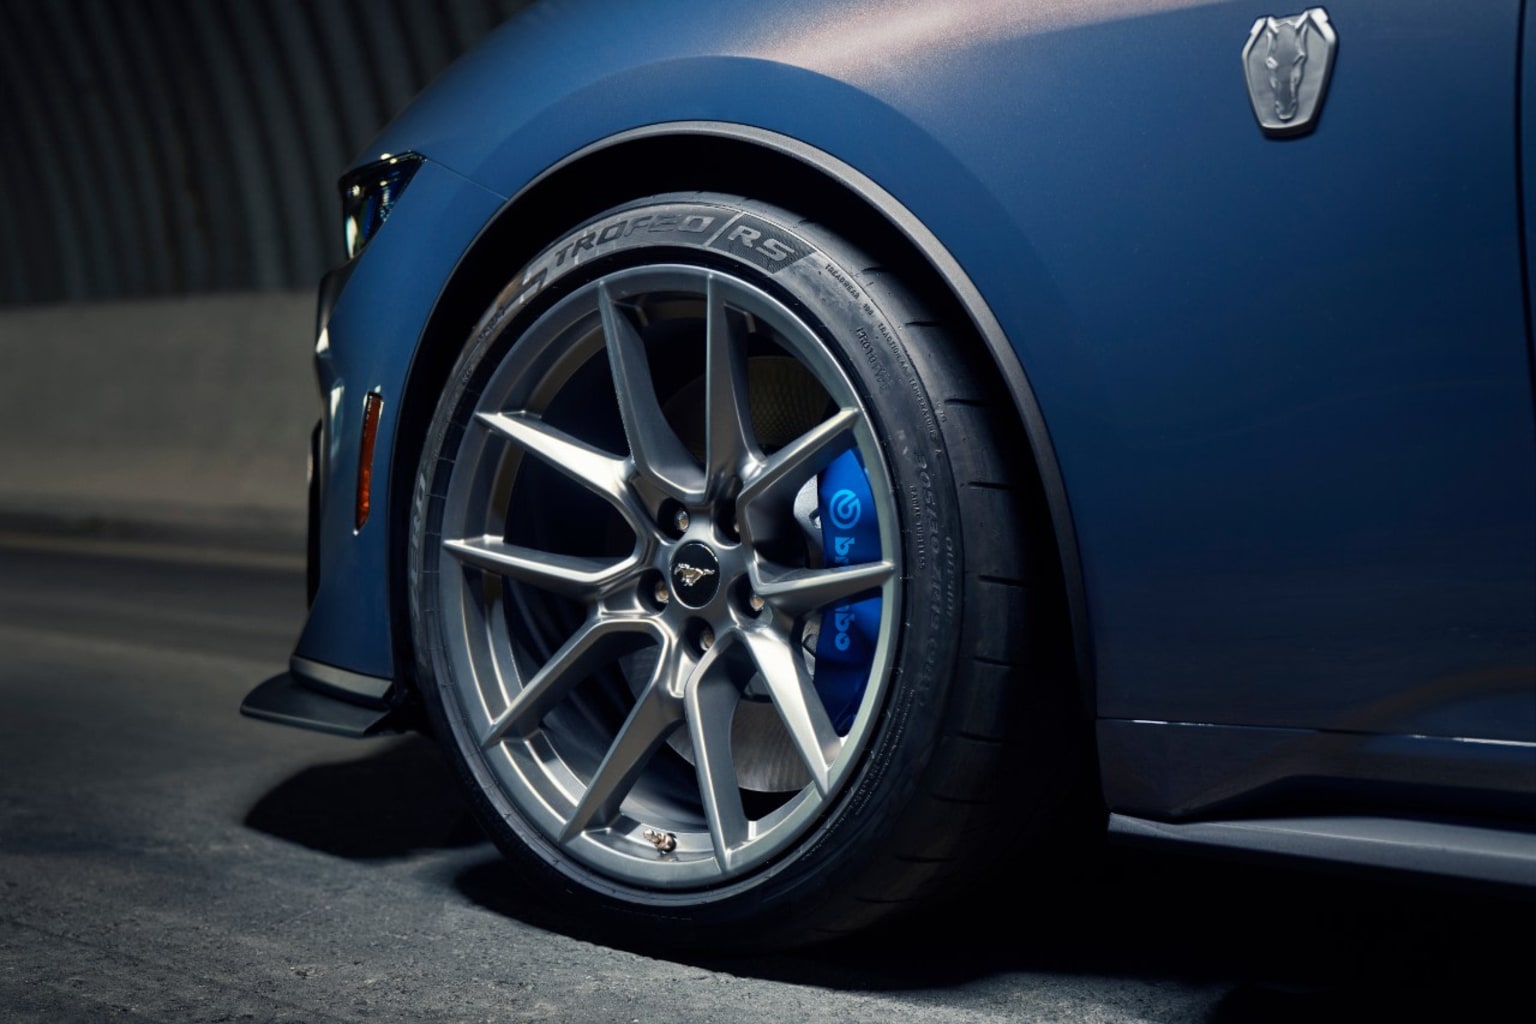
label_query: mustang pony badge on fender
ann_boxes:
[1242,7,1337,137]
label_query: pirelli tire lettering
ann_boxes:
[499,204,815,317]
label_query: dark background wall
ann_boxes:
[0,0,532,307]
[0,1,533,542]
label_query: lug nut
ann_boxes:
[699,628,715,652]
[748,593,765,612]
[673,508,690,533]
[654,581,671,605]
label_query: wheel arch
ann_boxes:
[387,122,1093,713]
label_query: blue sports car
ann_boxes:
[244,0,1536,949]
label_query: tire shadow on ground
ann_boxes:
[455,844,1529,1021]
[244,741,1529,1021]
[243,734,485,859]
[744,849,1531,1021]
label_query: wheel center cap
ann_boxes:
[670,542,721,608]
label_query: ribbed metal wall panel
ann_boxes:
[0,0,532,306]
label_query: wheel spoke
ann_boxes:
[558,649,685,842]
[599,282,704,504]
[482,614,659,746]
[474,411,637,526]
[750,560,894,617]
[704,275,756,499]
[684,639,749,869]
[739,625,840,795]
[443,536,637,600]
[737,409,859,541]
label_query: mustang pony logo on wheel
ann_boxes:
[669,541,723,608]
[673,562,716,588]
[1242,7,1337,137]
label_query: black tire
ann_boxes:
[410,193,1080,950]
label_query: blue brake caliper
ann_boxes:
[813,450,882,734]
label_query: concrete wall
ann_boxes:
[0,0,533,306]
[0,3,541,548]
[0,293,316,549]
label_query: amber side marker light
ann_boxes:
[355,392,384,531]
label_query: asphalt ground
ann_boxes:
[0,530,1528,1023]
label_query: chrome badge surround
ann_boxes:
[1242,8,1337,138]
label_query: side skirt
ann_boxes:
[1107,813,1536,889]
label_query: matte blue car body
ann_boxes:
[294,0,1536,831]
[294,160,504,685]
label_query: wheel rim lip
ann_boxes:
[431,262,903,892]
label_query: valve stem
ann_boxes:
[643,827,677,855]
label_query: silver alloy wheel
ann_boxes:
[432,264,901,890]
